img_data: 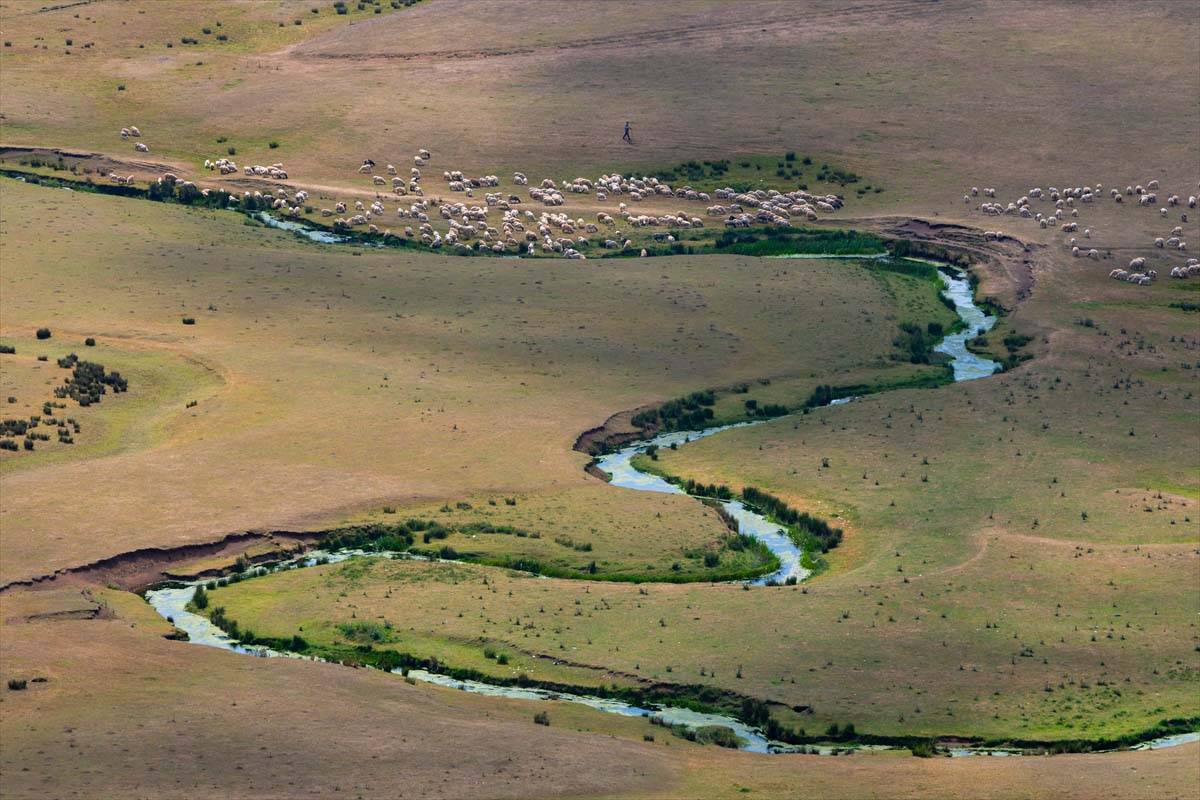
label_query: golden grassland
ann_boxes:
[0,177,947,585]
[2,1,1199,798]
[2,0,1197,210]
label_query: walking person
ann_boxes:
[622,121,632,143]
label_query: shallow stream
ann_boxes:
[141,263,1192,755]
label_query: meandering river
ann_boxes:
[142,263,1193,755]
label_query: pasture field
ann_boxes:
[0,176,956,585]
[1,1,1198,798]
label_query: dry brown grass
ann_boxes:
[1,2,1198,797]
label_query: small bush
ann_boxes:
[7,679,27,691]
[533,710,550,726]
[0,344,14,354]
[35,328,51,340]
[182,317,196,325]
[84,337,96,347]
[116,84,125,91]
[216,34,228,41]
[202,27,212,34]
[226,146,236,156]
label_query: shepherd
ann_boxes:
[622,121,632,143]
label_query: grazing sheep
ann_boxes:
[1147,179,1159,190]
[1129,257,1146,270]
[134,142,149,152]
[1155,237,1165,248]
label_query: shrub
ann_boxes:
[191,584,209,609]
[226,146,236,155]
[533,710,550,726]
[785,151,796,161]
[35,328,51,340]
[182,317,196,325]
[216,34,228,41]
[202,27,213,34]
[910,740,939,758]
[116,84,125,91]
[0,344,14,354]
[7,679,27,691]
[269,141,280,148]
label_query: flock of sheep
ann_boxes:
[306,150,849,256]
[965,179,1197,286]
[109,125,1194,274]
[108,126,859,257]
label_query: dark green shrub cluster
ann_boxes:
[0,344,14,354]
[713,227,883,257]
[632,390,715,432]
[35,328,51,340]
[742,485,843,552]
[321,521,420,552]
[744,399,788,418]
[893,322,935,364]
[53,358,127,406]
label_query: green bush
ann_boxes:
[35,328,51,340]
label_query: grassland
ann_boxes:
[0,176,955,585]
[2,1,1199,798]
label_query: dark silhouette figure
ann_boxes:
[622,121,632,143]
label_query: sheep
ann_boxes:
[1155,237,1165,248]
[1087,248,1100,260]
[1189,196,1198,209]
[418,149,431,160]
[134,142,149,152]
[1147,179,1159,190]
[372,175,386,186]
[1129,257,1146,270]
[414,156,427,166]
[129,126,141,137]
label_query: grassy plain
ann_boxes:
[2,1,1199,798]
[0,176,949,584]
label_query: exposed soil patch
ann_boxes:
[0,530,322,594]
